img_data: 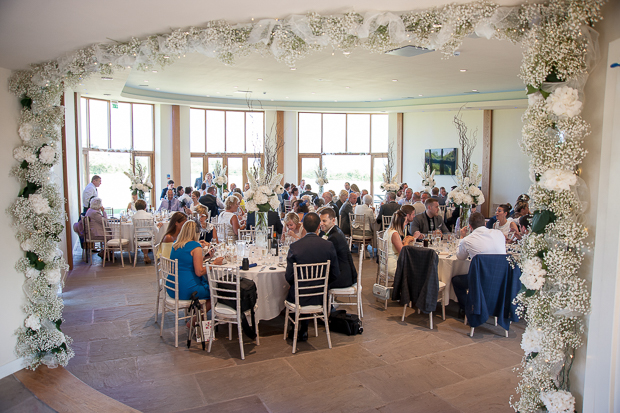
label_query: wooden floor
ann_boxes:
[4,250,526,413]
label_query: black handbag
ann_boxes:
[328,310,363,336]
[218,278,258,339]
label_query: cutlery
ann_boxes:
[258,266,266,272]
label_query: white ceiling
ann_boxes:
[0,0,529,107]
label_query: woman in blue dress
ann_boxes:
[169,220,212,311]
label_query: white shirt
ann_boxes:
[398,197,414,206]
[456,227,506,260]
[493,220,513,238]
[82,182,98,209]
[177,193,191,206]
[354,204,375,230]
[413,201,426,215]
[132,210,153,221]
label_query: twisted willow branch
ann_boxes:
[7,1,605,410]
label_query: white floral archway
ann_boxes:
[8,0,605,411]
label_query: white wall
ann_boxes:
[156,104,173,196]
[179,105,191,185]
[0,66,27,376]
[402,109,484,192]
[489,108,529,207]
[63,91,81,256]
[283,111,298,183]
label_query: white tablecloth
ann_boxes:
[120,221,169,251]
[438,254,471,305]
[240,265,288,321]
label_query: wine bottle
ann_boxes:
[271,231,278,256]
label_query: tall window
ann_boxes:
[80,98,155,213]
[298,113,389,197]
[189,109,264,190]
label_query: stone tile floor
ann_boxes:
[55,251,525,412]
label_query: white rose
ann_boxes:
[540,390,575,413]
[520,257,547,290]
[539,169,577,192]
[21,239,33,252]
[245,199,257,212]
[137,184,145,191]
[520,325,543,355]
[39,145,56,164]
[25,315,41,331]
[545,86,582,119]
[131,183,137,190]
[269,195,280,210]
[19,124,34,142]
[527,91,544,106]
[45,268,62,285]
[254,192,268,205]
[26,268,40,279]
[257,185,271,196]
[245,190,255,200]
[29,193,51,215]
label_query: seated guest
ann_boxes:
[512,200,530,220]
[447,205,461,232]
[353,194,376,236]
[344,182,351,193]
[282,183,290,200]
[133,200,154,264]
[339,192,358,235]
[198,186,219,219]
[169,221,212,311]
[400,204,416,237]
[510,194,530,217]
[421,192,431,203]
[399,188,415,206]
[233,189,246,213]
[285,212,340,340]
[218,196,244,242]
[246,209,284,237]
[438,187,448,206]
[383,210,418,278]
[229,183,237,192]
[411,198,450,238]
[158,211,188,259]
[160,179,175,200]
[412,192,426,215]
[376,191,400,227]
[292,199,310,222]
[350,184,362,205]
[519,214,532,235]
[282,212,305,242]
[289,186,299,204]
[486,202,511,229]
[159,189,183,212]
[328,189,337,199]
[243,182,250,192]
[335,190,348,212]
[452,212,507,317]
[127,192,138,212]
[194,205,217,244]
[313,197,325,210]
[185,190,202,214]
[302,195,315,212]
[493,204,520,242]
[360,189,369,202]
[178,186,193,208]
[322,191,340,224]
[84,197,108,243]
[319,207,356,288]
[199,183,207,197]
[300,184,318,200]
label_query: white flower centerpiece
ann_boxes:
[314,167,329,195]
[123,162,152,200]
[447,165,485,231]
[419,164,436,193]
[381,142,400,193]
[212,161,228,199]
[244,168,283,248]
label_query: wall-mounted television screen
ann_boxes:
[424,148,457,176]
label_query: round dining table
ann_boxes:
[239,264,289,321]
[437,252,471,305]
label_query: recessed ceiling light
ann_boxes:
[216,92,220,94]
[472,89,478,92]
[152,70,158,73]
[419,94,423,96]
[285,97,289,99]
[271,99,274,101]
[334,100,338,102]
[392,79,398,82]
[257,78,263,81]
[233,86,238,89]
[156,88,160,90]
[378,98,382,100]
[144,80,149,83]
[345,86,350,89]
[290,67,296,71]
[460,69,467,72]
[311,92,315,95]
[206,95,210,97]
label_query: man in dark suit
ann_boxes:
[338,192,358,236]
[321,192,340,223]
[198,186,219,219]
[246,210,284,237]
[318,207,356,289]
[300,184,318,200]
[376,191,400,229]
[285,213,340,340]
[410,198,449,237]
[160,180,175,200]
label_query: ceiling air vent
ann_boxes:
[385,46,434,57]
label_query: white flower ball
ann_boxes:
[245,199,257,212]
[520,257,547,290]
[25,314,41,331]
[540,390,575,413]
[26,268,40,279]
[19,124,34,142]
[39,145,56,164]
[520,326,543,354]
[539,169,577,192]
[138,184,145,191]
[21,239,33,252]
[269,195,280,210]
[254,192,268,205]
[546,86,582,118]
[274,185,284,195]
[257,185,271,196]
[45,268,62,285]
[29,193,51,215]
[527,91,544,106]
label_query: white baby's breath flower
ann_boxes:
[21,239,33,252]
[26,268,40,279]
[527,91,544,106]
[19,124,34,142]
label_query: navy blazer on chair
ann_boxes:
[320,226,357,289]
[285,233,340,306]
[464,254,522,330]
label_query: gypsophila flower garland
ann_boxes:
[6,0,604,408]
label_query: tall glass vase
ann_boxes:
[255,211,269,249]
[217,186,223,200]
[457,205,472,234]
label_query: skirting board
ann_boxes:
[0,358,25,379]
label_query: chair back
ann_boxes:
[206,265,241,313]
[160,256,180,300]
[438,205,446,219]
[393,246,439,313]
[106,220,123,241]
[349,213,372,239]
[284,199,292,213]
[376,237,389,284]
[249,225,274,236]
[292,261,331,308]
[465,254,522,329]
[212,223,226,242]
[104,207,114,217]
[238,229,256,243]
[382,215,392,231]
[376,230,385,241]
[83,216,94,243]
[134,219,154,241]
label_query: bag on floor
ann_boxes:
[328,310,363,336]
[372,283,392,301]
[219,278,258,340]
